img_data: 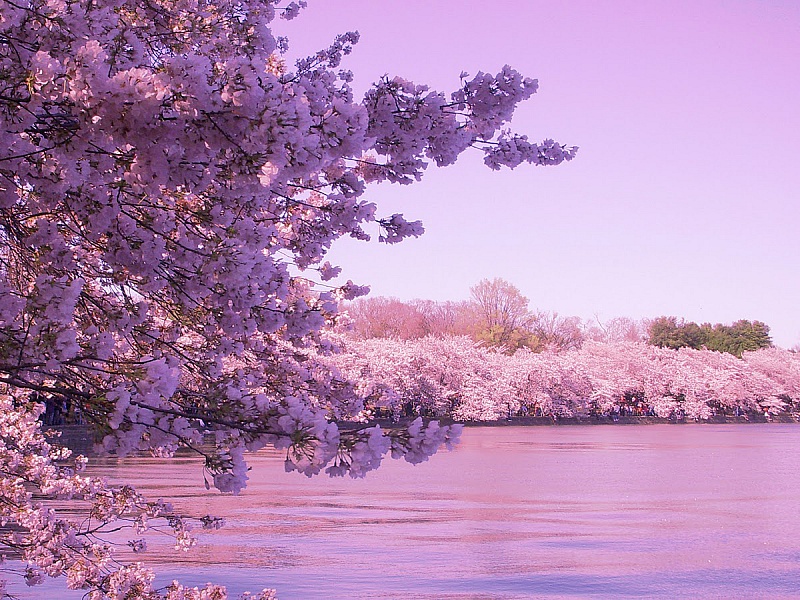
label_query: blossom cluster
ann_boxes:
[0,394,278,599]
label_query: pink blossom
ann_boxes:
[0,0,576,595]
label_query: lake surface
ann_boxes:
[10,424,800,598]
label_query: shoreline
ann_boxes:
[47,413,800,456]
[459,414,799,427]
[341,412,800,430]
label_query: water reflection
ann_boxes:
[7,424,800,599]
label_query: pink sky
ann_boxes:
[280,0,800,348]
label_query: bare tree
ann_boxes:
[469,278,535,350]
[586,316,647,343]
[409,299,474,337]
[531,312,585,351]
[344,297,426,339]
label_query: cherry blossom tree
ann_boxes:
[742,347,800,408]
[322,334,516,422]
[325,336,800,424]
[0,0,578,595]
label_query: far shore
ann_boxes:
[459,414,799,427]
[48,413,800,456]
[340,412,800,430]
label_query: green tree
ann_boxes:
[647,316,706,349]
[650,317,772,357]
[704,320,772,357]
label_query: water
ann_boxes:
[8,424,800,598]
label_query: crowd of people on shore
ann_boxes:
[28,392,82,426]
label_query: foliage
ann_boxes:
[648,317,772,357]
[703,320,773,357]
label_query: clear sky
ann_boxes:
[279,0,800,348]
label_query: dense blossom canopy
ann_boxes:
[0,0,576,596]
[324,336,800,422]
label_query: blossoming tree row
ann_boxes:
[323,336,800,422]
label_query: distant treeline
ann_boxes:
[344,278,775,357]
